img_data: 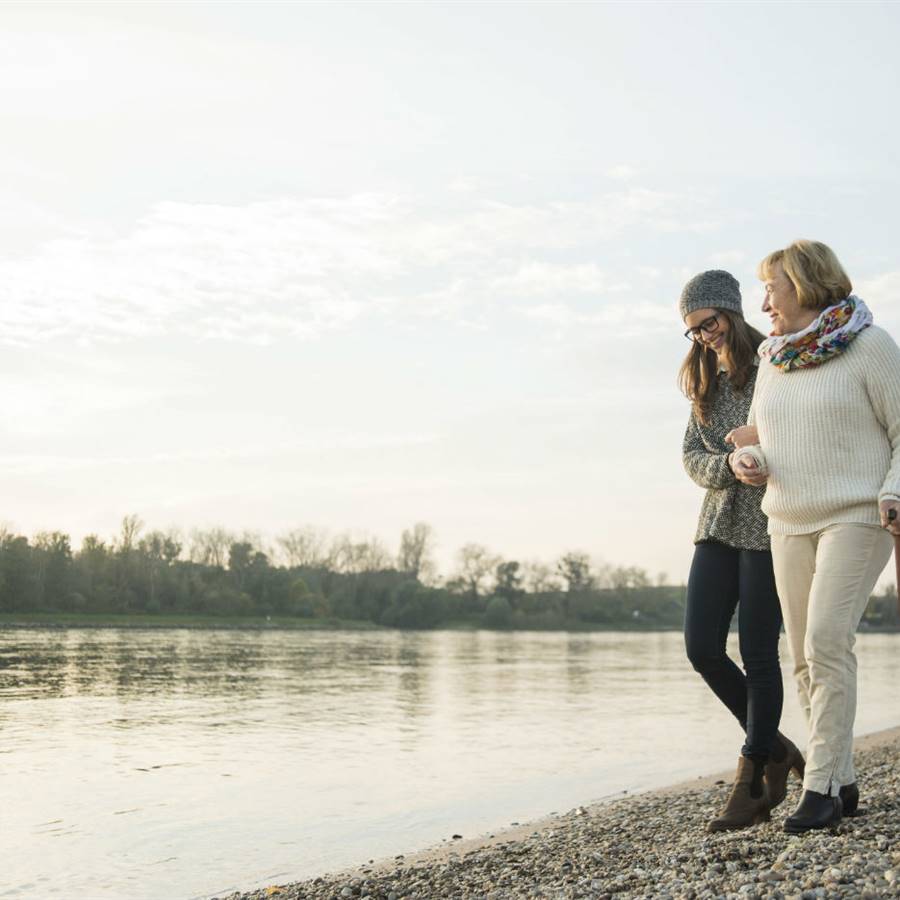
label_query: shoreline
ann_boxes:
[0,614,685,633]
[2,616,899,635]
[221,725,900,900]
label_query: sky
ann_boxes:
[2,1,900,584]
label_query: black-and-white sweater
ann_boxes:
[682,365,769,551]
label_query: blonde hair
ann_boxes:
[757,240,852,310]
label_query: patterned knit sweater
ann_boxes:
[750,324,900,535]
[682,364,770,551]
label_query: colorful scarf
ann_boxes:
[758,295,872,371]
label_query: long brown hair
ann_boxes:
[678,310,766,425]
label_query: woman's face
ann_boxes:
[683,306,730,355]
[762,262,804,335]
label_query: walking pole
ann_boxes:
[890,509,900,618]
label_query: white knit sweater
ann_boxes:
[750,324,900,535]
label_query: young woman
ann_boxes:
[679,269,804,831]
[730,240,900,832]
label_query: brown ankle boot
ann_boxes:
[708,756,770,832]
[764,732,805,810]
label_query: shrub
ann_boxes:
[484,595,512,628]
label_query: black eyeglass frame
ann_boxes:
[683,313,722,342]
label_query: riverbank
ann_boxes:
[2,614,898,635]
[0,612,380,630]
[220,726,900,900]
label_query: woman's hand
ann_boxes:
[730,451,768,486]
[725,425,759,448]
[880,499,900,535]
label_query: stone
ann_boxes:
[216,740,900,900]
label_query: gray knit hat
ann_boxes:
[679,270,743,320]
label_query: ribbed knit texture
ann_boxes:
[751,325,900,535]
[682,365,769,551]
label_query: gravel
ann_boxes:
[216,738,900,900]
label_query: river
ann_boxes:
[1,628,897,899]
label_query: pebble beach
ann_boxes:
[220,727,900,900]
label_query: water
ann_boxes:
[1,628,898,899]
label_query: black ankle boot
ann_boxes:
[839,782,860,817]
[783,789,843,834]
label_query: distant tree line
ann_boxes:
[0,517,896,630]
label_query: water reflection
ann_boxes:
[0,628,898,900]
[0,630,441,707]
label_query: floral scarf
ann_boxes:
[758,295,872,371]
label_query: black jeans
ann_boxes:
[684,540,784,760]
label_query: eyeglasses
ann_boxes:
[683,314,721,342]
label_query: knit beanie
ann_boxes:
[679,270,743,320]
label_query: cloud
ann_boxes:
[857,271,900,305]
[856,271,900,334]
[490,262,630,297]
[0,432,439,476]
[0,186,718,346]
[2,374,168,437]
[0,194,400,346]
[709,250,746,265]
[522,298,674,335]
[605,165,637,180]
[447,175,488,194]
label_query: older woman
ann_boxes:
[679,270,803,831]
[731,240,900,833]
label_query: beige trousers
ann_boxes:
[771,523,893,796]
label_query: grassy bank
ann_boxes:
[0,612,380,630]
[1,612,898,633]
[0,612,683,632]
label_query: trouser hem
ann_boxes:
[803,774,838,797]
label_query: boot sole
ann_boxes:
[783,807,842,834]
[708,810,770,832]
[783,819,841,834]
